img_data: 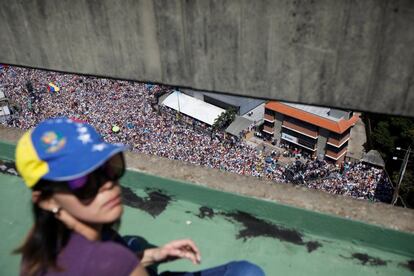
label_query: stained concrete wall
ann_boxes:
[0,0,413,116]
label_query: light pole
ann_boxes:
[392,146,411,205]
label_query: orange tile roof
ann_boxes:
[265,101,359,134]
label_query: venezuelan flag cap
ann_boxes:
[15,117,125,188]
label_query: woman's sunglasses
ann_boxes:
[66,153,125,201]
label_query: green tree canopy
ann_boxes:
[366,114,414,207]
[213,108,237,131]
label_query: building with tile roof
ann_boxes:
[263,101,360,163]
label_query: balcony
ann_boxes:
[282,120,318,138]
[264,113,275,123]
[325,147,347,160]
[263,125,274,134]
[327,133,350,147]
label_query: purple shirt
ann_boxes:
[44,232,139,276]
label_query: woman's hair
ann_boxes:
[14,179,119,276]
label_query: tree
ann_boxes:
[212,108,237,131]
[365,114,414,208]
[370,121,395,160]
[393,168,414,208]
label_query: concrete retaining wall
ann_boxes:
[0,0,413,116]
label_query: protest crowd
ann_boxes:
[0,65,394,203]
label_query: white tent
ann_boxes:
[162,91,225,125]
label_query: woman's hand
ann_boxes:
[140,239,202,267]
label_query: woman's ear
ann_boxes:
[31,190,41,203]
[32,191,58,211]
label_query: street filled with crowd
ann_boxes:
[0,65,394,202]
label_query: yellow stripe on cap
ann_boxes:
[15,130,49,188]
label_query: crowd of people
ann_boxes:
[0,65,394,202]
[279,159,393,202]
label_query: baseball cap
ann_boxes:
[15,117,126,188]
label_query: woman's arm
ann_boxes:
[139,239,202,267]
[129,265,149,276]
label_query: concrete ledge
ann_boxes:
[1,0,413,116]
[1,125,414,233]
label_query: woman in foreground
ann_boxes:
[15,117,265,276]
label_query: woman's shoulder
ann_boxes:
[57,233,139,276]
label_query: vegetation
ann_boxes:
[364,114,414,208]
[212,108,237,131]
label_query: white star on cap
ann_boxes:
[56,119,64,123]
[78,133,92,144]
[92,143,107,152]
[66,119,73,124]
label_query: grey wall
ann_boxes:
[273,113,283,146]
[317,128,329,158]
[0,0,413,116]
[182,89,265,115]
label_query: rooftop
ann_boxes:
[182,89,265,115]
[162,91,225,125]
[266,101,360,134]
[284,102,346,122]
[0,128,414,275]
[225,116,253,136]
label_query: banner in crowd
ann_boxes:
[69,117,87,123]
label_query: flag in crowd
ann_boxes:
[48,82,60,92]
